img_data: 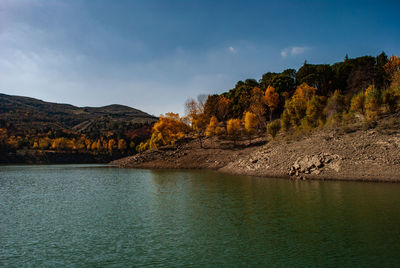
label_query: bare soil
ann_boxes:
[111,114,400,182]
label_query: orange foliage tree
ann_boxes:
[149,112,189,149]
[263,86,280,121]
[249,87,267,129]
[216,96,231,121]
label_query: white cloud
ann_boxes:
[228,46,237,54]
[291,46,308,55]
[280,46,309,58]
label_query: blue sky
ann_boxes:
[0,0,399,116]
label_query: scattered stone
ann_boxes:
[289,153,342,177]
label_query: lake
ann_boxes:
[1,165,400,267]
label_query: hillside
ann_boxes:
[0,93,157,134]
[0,93,158,164]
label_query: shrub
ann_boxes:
[350,91,365,115]
[280,109,290,131]
[382,88,398,113]
[306,95,326,127]
[325,90,345,119]
[267,120,281,138]
[364,85,382,120]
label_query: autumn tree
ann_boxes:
[244,111,257,143]
[383,55,400,111]
[215,125,226,137]
[364,85,382,120]
[205,116,218,137]
[305,95,326,127]
[205,116,218,148]
[149,112,188,149]
[216,96,231,121]
[227,118,242,146]
[51,138,73,151]
[185,96,208,148]
[284,83,317,127]
[350,91,366,115]
[136,140,150,153]
[108,139,116,153]
[249,87,267,129]
[75,137,86,151]
[263,86,280,121]
[384,55,400,78]
[39,138,50,150]
[118,139,127,152]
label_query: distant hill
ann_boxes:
[0,93,157,134]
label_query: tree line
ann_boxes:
[0,124,152,156]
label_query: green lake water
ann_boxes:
[1,165,400,267]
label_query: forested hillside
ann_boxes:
[136,52,399,151]
[0,94,157,162]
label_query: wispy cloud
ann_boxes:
[280,46,310,58]
[228,46,237,54]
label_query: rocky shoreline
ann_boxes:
[112,115,400,183]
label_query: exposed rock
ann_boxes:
[289,153,342,177]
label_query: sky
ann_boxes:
[0,0,399,116]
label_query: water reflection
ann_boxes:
[1,166,400,266]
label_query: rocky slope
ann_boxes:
[112,114,400,182]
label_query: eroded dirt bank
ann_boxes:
[111,115,400,182]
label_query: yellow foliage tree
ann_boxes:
[205,116,218,137]
[149,112,188,149]
[350,91,365,115]
[227,118,242,145]
[136,140,150,153]
[263,86,280,121]
[284,83,317,127]
[51,138,73,151]
[364,85,382,120]
[108,139,116,153]
[244,111,258,143]
[305,95,326,127]
[33,141,39,149]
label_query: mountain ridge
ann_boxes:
[0,93,157,134]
